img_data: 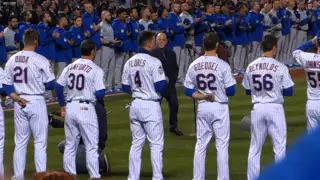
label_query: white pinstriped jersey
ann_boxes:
[121,53,166,100]
[293,50,320,100]
[242,57,294,104]
[0,67,4,103]
[57,58,105,102]
[184,56,236,103]
[3,50,55,95]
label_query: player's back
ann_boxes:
[63,58,104,102]
[123,53,164,100]
[243,57,292,104]
[185,56,234,103]
[293,50,320,100]
[5,50,52,95]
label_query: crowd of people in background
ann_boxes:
[0,0,317,107]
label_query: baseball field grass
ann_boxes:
[2,70,309,180]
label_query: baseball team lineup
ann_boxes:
[0,24,319,180]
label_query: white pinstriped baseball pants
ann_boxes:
[128,99,164,180]
[306,100,320,132]
[63,101,100,178]
[247,103,286,180]
[0,105,4,180]
[12,96,48,180]
[193,102,230,180]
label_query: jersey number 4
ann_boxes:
[13,67,28,83]
[252,74,273,91]
[68,73,85,90]
[134,71,142,87]
[196,73,217,91]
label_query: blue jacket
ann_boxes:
[247,11,264,42]
[70,26,85,59]
[36,22,56,61]
[279,8,291,35]
[307,10,318,36]
[232,13,250,45]
[127,19,140,52]
[158,17,173,49]
[167,12,185,47]
[18,22,31,48]
[0,26,7,65]
[82,12,101,50]
[54,27,73,63]
[112,19,130,53]
[220,13,234,42]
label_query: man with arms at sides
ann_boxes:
[139,7,153,31]
[3,29,55,180]
[121,31,167,180]
[293,33,320,131]
[128,7,140,56]
[4,15,20,60]
[55,40,105,179]
[242,35,294,180]
[18,11,32,49]
[100,10,121,94]
[151,32,182,136]
[184,32,236,180]
[158,7,172,50]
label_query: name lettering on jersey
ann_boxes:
[68,63,92,73]
[306,61,320,69]
[194,62,218,71]
[249,63,278,73]
[15,56,29,63]
[129,59,146,68]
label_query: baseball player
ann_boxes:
[121,31,167,180]
[268,1,283,60]
[242,35,294,180]
[295,1,309,56]
[184,32,236,180]
[3,29,55,180]
[139,7,153,31]
[0,67,6,179]
[70,16,85,61]
[286,0,298,67]
[55,40,105,178]
[293,35,320,131]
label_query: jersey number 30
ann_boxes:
[68,74,85,90]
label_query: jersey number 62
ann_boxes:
[196,73,217,91]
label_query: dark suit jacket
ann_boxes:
[151,47,179,85]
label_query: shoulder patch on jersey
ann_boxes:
[158,66,164,74]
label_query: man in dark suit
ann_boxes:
[151,32,183,136]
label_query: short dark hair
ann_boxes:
[138,31,154,47]
[20,11,29,22]
[129,7,138,15]
[117,8,127,16]
[23,29,39,46]
[73,15,82,21]
[39,11,49,21]
[8,15,17,22]
[203,32,220,51]
[262,35,277,52]
[81,40,96,56]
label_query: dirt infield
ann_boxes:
[235,68,305,83]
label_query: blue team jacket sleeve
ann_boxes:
[3,84,15,95]
[282,86,293,96]
[167,15,184,33]
[184,87,196,97]
[245,89,252,95]
[6,46,16,51]
[95,89,105,99]
[55,83,66,107]
[44,80,55,91]
[296,40,313,51]
[226,85,236,96]
[122,84,132,93]
[154,80,167,93]
[55,30,71,49]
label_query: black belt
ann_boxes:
[67,99,92,104]
[102,44,113,48]
[134,97,160,102]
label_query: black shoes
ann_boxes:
[170,128,183,136]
